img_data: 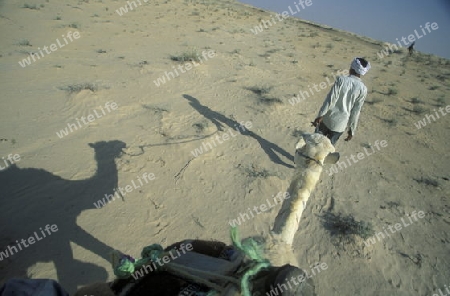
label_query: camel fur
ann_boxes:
[272,133,339,246]
[251,133,339,270]
[74,133,338,295]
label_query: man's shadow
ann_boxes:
[183,94,294,168]
[0,140,126,293]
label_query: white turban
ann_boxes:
[351,58,371,75]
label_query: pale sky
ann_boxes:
[239,0,450,59]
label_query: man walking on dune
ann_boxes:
[312,57,371,146]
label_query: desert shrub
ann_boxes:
[323,212,374,240]
[387,88,398,96]
[246,85,273,96]
[412,105,426,115]
[60,83,97,93]
[170,49,201,62]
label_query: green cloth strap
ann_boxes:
[230,227,271,296]
[113,229,272,296]
[113,244,164,279]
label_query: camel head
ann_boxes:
[294,133,339,166]
[88,140,126,160]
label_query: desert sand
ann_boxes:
[0,0,449,295]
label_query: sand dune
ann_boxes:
[0,0,449,295]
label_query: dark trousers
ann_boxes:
[315,122,343,146]
[0,279,69,296]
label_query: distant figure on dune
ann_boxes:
[408,41,415,56]
[312,57,371,146]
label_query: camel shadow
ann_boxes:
[0,140,126,293]
[183,94,294,168]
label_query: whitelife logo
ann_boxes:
[432,284,450,296]
[363,211,425,247]
[18,31,80,68]
[0,224,58,261]
[228,192,290,227]
[131,243,193,280]
[56,102,118,139]
[116,0,149,16]
[266,262,328,296]
[414,105,450,129]
[326,140,388,176]
[191,121,252,158]
[0,153,21,172]
[93,172,156,209]
[153,50,216,87]
[288,69,349,106]
[250,0,313,35]
[377,22,439,59]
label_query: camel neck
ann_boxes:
[95,155,118,179]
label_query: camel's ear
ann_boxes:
[88,143,94,148]
[324,152,340,164]
[295,136,307,150]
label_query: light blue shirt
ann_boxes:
[317,75,367,134]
